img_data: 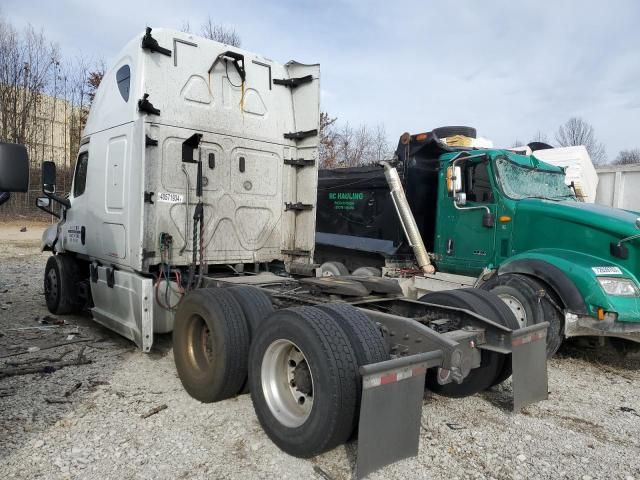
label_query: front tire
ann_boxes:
[248,307,359,458]
[480,273,563,357]
[44,254,82,314]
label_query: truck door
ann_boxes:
[435,158,497,276]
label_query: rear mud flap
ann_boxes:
[509,322,549,411]
[356,351,442,479]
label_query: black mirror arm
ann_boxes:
[44,191,71,209]
[36,203,61,218]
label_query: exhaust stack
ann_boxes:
[380,161,435,274]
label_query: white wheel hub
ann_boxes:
[498,294,527,328]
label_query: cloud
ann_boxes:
[4,0,639,156]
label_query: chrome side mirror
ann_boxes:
[36,197,51,208]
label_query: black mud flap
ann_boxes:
[356,351,442,479]
[509,322,549,411]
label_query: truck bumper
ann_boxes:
[565,313,640,343]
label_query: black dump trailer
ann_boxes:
[316,134,448,270]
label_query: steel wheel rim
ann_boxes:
[185,314,214,373]
[261,339,314,428]
[498,294,527,328]
[45,268,58,303]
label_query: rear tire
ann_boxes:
[351,266,382,277]
[173,288,250,403]
[480,273,563,357]
[249,307,359,458]
[313,303,389,436]
[418,289,504,397]
[461,288,520,385]
[318,261,349,277]
[44,254,82,314]
[226,286,273,335]
[226,286,274,394]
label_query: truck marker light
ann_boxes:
[597,307,605,321]
[415,133,428,142]
[499,215,512,223]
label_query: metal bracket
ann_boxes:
[356,351,443,479]
[144,191,154,204]
[273,74,313,88]
[141,249,156,260]
[145,135,158,147]
[138,94,160,115]
[140,279,154,353]
[285,202,313,212]
[284,158,315,167]
[284,129,317,141]
[106,267,115,288]
[141,27,172,57]
[281,249,311,256]
[90,264,98,283]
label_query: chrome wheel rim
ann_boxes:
[498,294,527,328]
[261,339,314,428]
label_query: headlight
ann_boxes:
[597,277,640,296]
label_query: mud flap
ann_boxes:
[356,351,442,479]
[510,322,549,411]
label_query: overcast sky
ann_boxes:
[4,0,639,160]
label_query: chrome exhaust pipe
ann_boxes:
[380,161,435,274]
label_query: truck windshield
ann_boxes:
[495,157,575,201]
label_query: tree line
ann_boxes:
[513,116,638,166]
[0,14,104,215]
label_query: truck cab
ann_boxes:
[316,129,640,355]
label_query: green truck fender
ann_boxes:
[495,248,640,322]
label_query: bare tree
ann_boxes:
[511,139,525,148]
[200,16,241,46]
[319,111,338,168]
[613,148,640,165]
[318,112,391,168]
[180,20,192,34]
[555,117,606,165]
[530,131,549,144]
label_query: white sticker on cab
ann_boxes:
[592,266,623,275]
[157,192,184,204]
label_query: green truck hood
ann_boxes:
[511,199,640,321]
[514,199,640,241]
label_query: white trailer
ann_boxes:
[596,164,640,211]
[11,28,549,477]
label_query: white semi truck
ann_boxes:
[8,28,549,477]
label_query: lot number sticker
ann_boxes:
[592,266,622,275]
[157,192,184,203]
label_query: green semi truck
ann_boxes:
[316,127,640,356]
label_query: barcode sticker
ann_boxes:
[592,266,622,275]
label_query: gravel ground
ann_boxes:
[1,222,639,480]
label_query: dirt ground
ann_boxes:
[1,222,639,480]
